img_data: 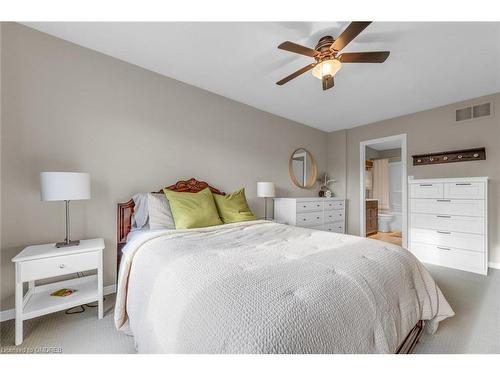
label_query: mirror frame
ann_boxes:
[288,148,318,189]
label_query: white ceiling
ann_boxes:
[23,22,500,132]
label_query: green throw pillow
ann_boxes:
[163,187,223,229]
[213,188,257,224]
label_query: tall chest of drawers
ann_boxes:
[273,197,346,233]
[408,177,488,275]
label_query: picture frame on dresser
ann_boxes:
[408,177,488,275]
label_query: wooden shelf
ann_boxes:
[23,275,98,320]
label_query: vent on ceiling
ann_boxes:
[455,102,492,122]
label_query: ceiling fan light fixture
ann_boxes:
[312,59,342,80]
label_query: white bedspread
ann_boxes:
[115,220,454,353]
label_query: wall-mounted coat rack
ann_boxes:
[412,147,485,166]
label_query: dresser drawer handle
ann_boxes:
[455,183,471,186]
[316,204,321,207]
[437,231,451,234]
[302,218,307,221]
[419,184,433,187]
[302,205,307,208]
[436,215,451,218]
[316,217,320,219]
[59,264,66,269]
[437,246,451,251]
[437,199,451,202]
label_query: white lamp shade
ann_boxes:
[257,182,275,198]
[40,172,91,201]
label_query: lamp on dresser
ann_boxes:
[40,172,91,248]
[257,181,275,220]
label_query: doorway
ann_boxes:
[359,134,407,248]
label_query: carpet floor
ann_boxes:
[1,265,498,354]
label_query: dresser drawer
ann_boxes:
[296,212,323,227]
[324,200,344,210]
[410,199,485,217]
[410,242,486,274]
[324,221,344,233]
[296,201,323,213]
[444,182,485,200]
[410,183,443,199]
[18,251,100,282]
[324,210,343,223]
[410,228,485,252]
[410,213,485,234]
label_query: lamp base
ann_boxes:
[55,240,80,248]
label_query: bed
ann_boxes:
[114,178,454,354]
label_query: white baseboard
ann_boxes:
[0,284,117,322]
[0,308,14,322]
[103,284,117,295]
[488,262,500,270]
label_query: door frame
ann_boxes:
[359,134,408,248]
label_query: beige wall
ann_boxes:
[0,23,328,310]
[327,92,500,265]
[326,129,347,199]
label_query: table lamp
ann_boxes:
[257,182,275,220]
[40,172,91,248]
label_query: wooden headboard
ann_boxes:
[116,178,225,274]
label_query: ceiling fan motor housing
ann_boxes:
[315,36,337,63]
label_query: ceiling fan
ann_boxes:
[276,22,390,91]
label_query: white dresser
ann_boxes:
[408,177,488,275]
[273,197,346,233]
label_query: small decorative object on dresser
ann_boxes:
[11,238,105,345]
[274,197,346,233]
[256,181,275,220]
[408,177,488,275]
[40,172,91,248]
[317,172,336,198]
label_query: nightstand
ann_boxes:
[11,238,105,345]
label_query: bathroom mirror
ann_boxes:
[289,148,317,189]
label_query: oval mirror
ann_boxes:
[289,148,318,189]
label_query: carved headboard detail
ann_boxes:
[116,178,225,274]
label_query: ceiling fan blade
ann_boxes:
[278,41,319,57]
[339,51,390,63]
[276,63,317,85]
[330,22,372,52]
[322,75,334,90]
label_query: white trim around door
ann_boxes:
[359,134,408,249]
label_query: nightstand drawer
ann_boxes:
[18,251,100,282]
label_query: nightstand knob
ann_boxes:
[59,264,66,269]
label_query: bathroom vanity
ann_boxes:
[365,199,378,235]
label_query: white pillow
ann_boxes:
[148,193,175,229]
[131,193,149,230]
